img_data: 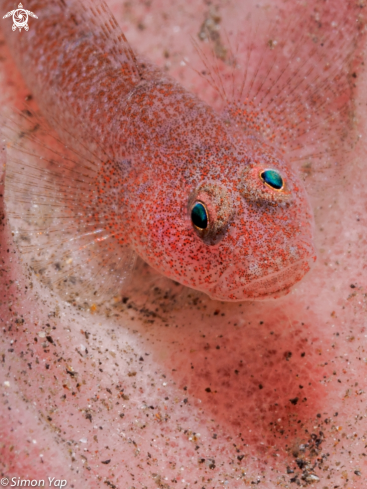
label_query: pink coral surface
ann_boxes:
[1,0,367,488]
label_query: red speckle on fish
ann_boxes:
[2,0,365,307]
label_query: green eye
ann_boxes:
[191,202,208,230]
[260,169,284,190]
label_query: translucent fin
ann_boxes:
[194,0,367,190]
[2,0,141,81]
[55,0,141,79]
[3,108,136,311]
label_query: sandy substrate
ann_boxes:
[1,0,367,487]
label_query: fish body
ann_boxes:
[8,0,364,304]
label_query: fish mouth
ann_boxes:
[208,256,316,302]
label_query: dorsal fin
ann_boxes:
[56,0,141,80]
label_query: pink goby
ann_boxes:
[1,0,327,306]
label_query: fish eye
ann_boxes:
[260,169,284,191]
[188,183,233,245]
[191,201,209,230]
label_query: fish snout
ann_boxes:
[209,255,316,301]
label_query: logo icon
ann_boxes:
[3,3,38,31]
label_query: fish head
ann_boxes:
[130,130,316,301]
